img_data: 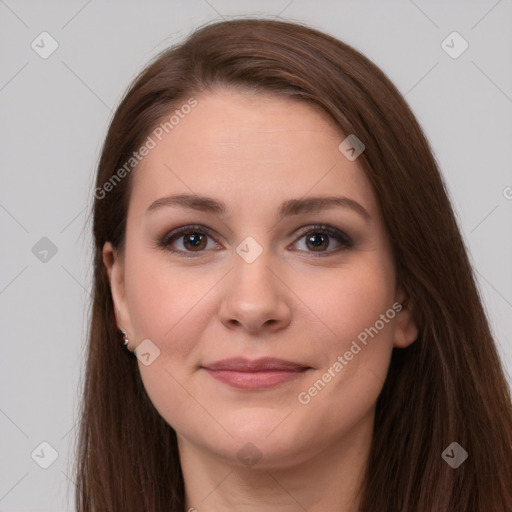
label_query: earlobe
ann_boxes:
[102,242,132,339]
[393,289,419,349]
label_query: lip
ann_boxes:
[204,357,309,372]
[202,357,311,390]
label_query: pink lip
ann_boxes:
[202,358,311,390]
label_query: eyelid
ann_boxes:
[293,224,352,244]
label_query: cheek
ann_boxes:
[124,247,210,340]
[293,273,396,436]
[291,255,397,406]
[292,257,395,345]
[123,253,220,433]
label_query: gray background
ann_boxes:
[1,0,511,510]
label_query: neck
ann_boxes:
[178,413,373,512]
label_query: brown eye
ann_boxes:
[292,225,353,256]
[158,225,221,257]
[158,223,353,258]
[180,232,208,251]
[305,232,330,251]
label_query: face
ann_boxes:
[103,88,418,469]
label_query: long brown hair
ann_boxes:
[75,18,512,511]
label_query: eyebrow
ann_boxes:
[145,193,371,220]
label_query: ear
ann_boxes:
[102,242,133,346]
[392,287,418,349]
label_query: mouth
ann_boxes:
[201,357,312,390]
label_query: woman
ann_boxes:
[75,18,512,511]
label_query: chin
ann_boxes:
[200,409,316,467]
[221,405,294,437]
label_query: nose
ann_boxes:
[218,250,292,334]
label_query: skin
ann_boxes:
[103,88,418,511]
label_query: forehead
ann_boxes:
[129,88,377,217]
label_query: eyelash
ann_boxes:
[157,224,354,258]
